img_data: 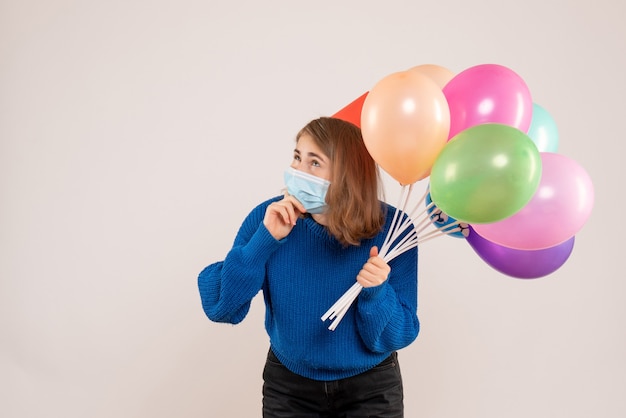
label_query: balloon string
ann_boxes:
[321,282,362,331]
[405,192,431,224]
[421,219,461,238]
[412,205,436,233]
[381,200,433,258]
[322,186,466,331]
[328,290,358,331]
[321,281,362,322]
[380,188,430,259]
[384,223,462,262]
[379,184,413,259]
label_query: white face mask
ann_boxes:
[283,167,331,214]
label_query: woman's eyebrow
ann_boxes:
[293,148,327,163]
[306,151,327,163]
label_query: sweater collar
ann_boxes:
[302,215,343,248]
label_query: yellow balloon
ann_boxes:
[407,64,455,89]
[361,70,450,184]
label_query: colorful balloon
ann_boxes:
[443,64,533,139]
[407,64,455,89]
[361,70,450,184]
[429,123,542,224]
[466,226,575,279]
[473,152,594,250]
[425,192,466,238]
[526,103,559,152]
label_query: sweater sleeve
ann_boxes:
[355,245,419,353]
[198,198,283,324]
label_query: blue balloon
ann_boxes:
[527,103,559,152]
[425,192,467,238]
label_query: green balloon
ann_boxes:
[430,123,542,224]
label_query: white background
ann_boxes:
[1,0,624,417]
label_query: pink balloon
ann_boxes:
[443,64,533,139]
[473,153,594,250]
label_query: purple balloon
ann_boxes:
[466,226,575,279]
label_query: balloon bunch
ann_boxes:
[323,63,594,330]
[430,65,593,277]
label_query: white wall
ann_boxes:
[1,0,624,417]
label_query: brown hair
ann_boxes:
[296,117,385,246]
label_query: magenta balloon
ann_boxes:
[466,226,575,279]
[473,153,594,250]
[443,64,533,139]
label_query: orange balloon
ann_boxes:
[407,64,455,89]
[361,71,450,184]
[332,92,368,128]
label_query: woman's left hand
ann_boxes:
[356,246,391,288]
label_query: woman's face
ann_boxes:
[290,134,331,181]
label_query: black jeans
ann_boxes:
[262,349,404,418]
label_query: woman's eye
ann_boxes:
[311,160,320,167]
[293,155,301,162]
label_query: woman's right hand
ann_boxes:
[263,194,306,240]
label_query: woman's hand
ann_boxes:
[356,246,391,288]
[263,194,306,240]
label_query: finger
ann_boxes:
[284,195,306,214]
[278,203,298,226]
[365,254,387,271]
[357,270,381,287]
[270,203,295,226]
[356,272,374,287]
[362,258,391,280]
[370,246,378,258]
[361,261,379,274]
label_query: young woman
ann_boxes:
[198,117,419,417]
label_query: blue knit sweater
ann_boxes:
[198,196,419,381]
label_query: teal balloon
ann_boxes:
[430,123,542,224]
[527,103,559,152]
